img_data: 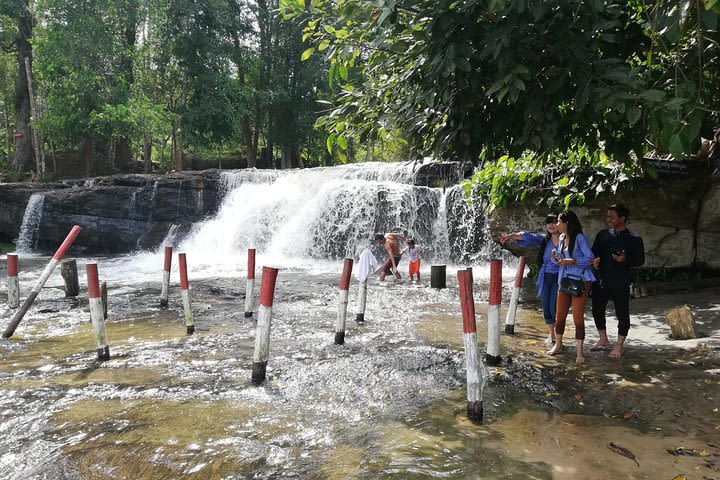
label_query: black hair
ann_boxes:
[544,213,558,224]
[608,203,630,222]
[558,210,583,256]
[374,233,385,241]
[407,238,416,246]
[537,213,557,266]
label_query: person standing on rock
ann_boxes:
[375,232,407,282]
[590,204,645,358]
[500,213,560,346]
[549,211,596,364]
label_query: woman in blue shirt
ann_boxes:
[548,210,596,364]
[501,214,560,346]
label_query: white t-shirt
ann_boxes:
[405,246,421,262]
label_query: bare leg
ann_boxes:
[545,324,556,345]
[591,330,610,350]
[379,270,386,282]
[576,339,585,364]
[548,334,564,355]
[609,335,626,358]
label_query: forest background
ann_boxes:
[0,0,718,210]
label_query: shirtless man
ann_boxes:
[375,233,406,281]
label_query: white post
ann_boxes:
[355,279,367,323]
[3,225,82,338]
[334,258,354,345]
[505,256,526,334]
[244,248,256,318]
[6,254,19,309]
[252,267,279,384]
[178,253,194,334]
[160,246,172,308]
[458,269,485,422]
[486,259,502,366]
[86,263,110,360]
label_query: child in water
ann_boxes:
[401,239,427,283]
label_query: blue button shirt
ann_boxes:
[556,233,596,284]
[516,232,560,297]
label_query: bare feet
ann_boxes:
[590,340,609,351]
[544,337,555,346]
[576,353,586,364]
[547,344,564,356]
[609,345,624,358]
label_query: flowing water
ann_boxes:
[2,163,717,479]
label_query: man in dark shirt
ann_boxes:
[590,204,645,358]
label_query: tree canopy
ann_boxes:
[284,0,720,165]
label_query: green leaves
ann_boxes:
[301,47,315,61]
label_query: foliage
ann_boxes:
[462,147,642,213]
[284,0,720,165]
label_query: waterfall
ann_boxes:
[15,193,46,252]
[180,162,488,263]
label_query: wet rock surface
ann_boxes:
[1,255,717,479]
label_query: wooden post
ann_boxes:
[430,265,446,289]
[3,226,82,338]
[60,258,80,297]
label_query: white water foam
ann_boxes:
[15,193,46,252]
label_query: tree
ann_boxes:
[285,0,720,165]
[0,0,34,172]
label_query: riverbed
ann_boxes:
[1,253,719,479]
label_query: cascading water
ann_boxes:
[15,193,46,252]
[179,163,483,265]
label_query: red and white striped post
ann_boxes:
[178,253,194,335]
[504,256,526,334]
[334,258,354,345]
[252,266,279,385]
[160,246,172,308]
[458,269,484,422]
[244,248,256,318]
[3,225,82,339]
[6,254,19,309]
[86,263,110,360]
[486,259,502,366]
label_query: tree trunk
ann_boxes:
[244,118,257,168]
[172,117,183,172]
[82,136,95,177]
[114,139,132,172]
[12,1,34,172]
[115,0,138,173]
[143,134,152,173]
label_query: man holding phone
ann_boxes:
[590,204,645,358]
